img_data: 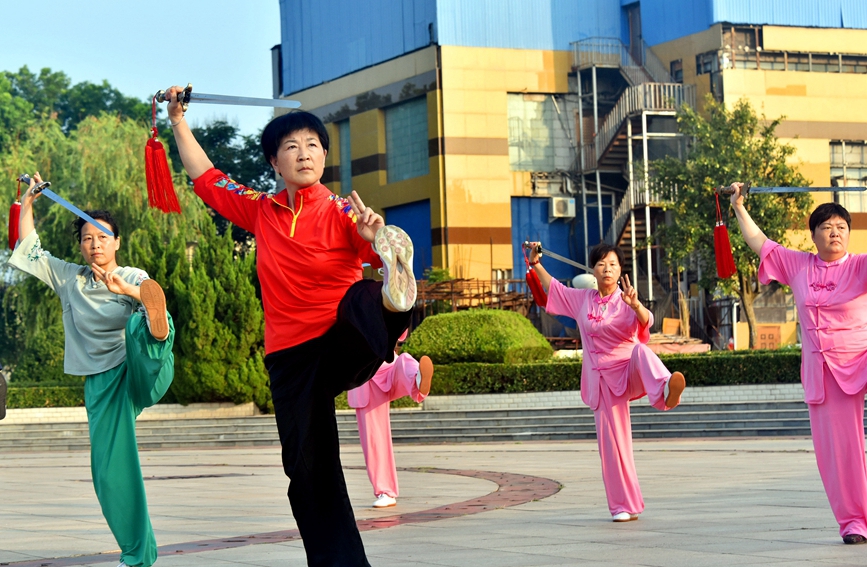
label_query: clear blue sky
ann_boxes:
[0,0,281,136]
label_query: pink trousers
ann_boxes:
[594,344,674,516]
[808,365,867,537]
[355,354,425,498]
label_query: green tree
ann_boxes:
[168,218,268,408]
[651,96,812,348]
[1,112,270,408]
[0,74,35,155]
[4,66,151,132]
[164,120,274,252]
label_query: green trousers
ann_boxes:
[85,312,174,567]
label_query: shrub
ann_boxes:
[8,385,85,408]
[402,310,553,364]
[426,349,802,395]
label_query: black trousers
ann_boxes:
[265,280,411,567]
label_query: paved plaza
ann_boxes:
[3,437,867,567]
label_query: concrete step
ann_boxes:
[0,401,818,452]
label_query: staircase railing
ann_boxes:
[593,82,695,165]
[572,37,651,86]
[604,190,633,246]
[640,39,673,83]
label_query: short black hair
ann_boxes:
[260,111,330,162]
[589,242,626,268]
[73,210,119,242]
[809,202,851,233]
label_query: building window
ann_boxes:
[842,55,867,74]
[810,54,840,73]
[696,51,719,75]
[831,141,867,212]
[508,93,556,171]
[758,52,786,71]
[385,97,430,183]
[670,59,683,83]
[338,120,352,194]
[786,53,809,72]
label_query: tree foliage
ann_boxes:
[0,78,270,409]
[651,96,813,347]
[4,66,151,133]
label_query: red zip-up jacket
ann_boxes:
[193,168,382,354]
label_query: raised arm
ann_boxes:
[17,172,43,242]
[527,242,553,291]
[729,182,768,255]
[164,85,214,179]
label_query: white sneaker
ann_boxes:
[117,561,128,567]
[373,225,416,312]
[372,493,397,508]
[612,512,638,522]
[140,279,169,341]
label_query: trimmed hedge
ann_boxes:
[5,350,804,408]
[8,385,85,409]
[402,310,553,364]
[428,349,802,395]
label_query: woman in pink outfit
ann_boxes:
[348,344,433,508]
[528,242,686,522]
[729,182,867,545]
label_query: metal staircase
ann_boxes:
[570,37,695,302]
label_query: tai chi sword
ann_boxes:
[715,182,867,197]
[523,242,592,273]
[18,175,115,237]
[155,83,302,111]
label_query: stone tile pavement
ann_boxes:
[3,437,866,567]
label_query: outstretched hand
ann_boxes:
[620,274,641,310]
[346,190,385,243]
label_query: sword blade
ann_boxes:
[41,189,114,237]
[750,186,867,193]
[539,247,592,273]
[187,93,302,109]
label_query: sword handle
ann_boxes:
[17,175,50,195]
[715,181,751,198]
[522,241,543,254]
[154,83,193,112]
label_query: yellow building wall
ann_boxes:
[438,45,571,279]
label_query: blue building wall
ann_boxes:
[435,0,621,51]
[640,0,867,46]
[384,199,433,276]
[279,0,867,95]
[279,0,437,95]
[511,197,582,283]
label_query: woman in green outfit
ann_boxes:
[7,172,174,567]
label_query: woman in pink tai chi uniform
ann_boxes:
[528,241,686,522]
[729,181,867,544]
[348,331,434,508]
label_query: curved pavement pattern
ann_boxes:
[3,466,561,567]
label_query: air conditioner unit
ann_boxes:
[549,196,576,219]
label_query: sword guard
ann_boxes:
[154,83,193,112]
[30,181,51,196]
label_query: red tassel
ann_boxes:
[522,244,548,308]
[144,95,181,213]
[145,127,181,213]
[714,194,737,278]
[526,267,548,308]
[8,201,20,250]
